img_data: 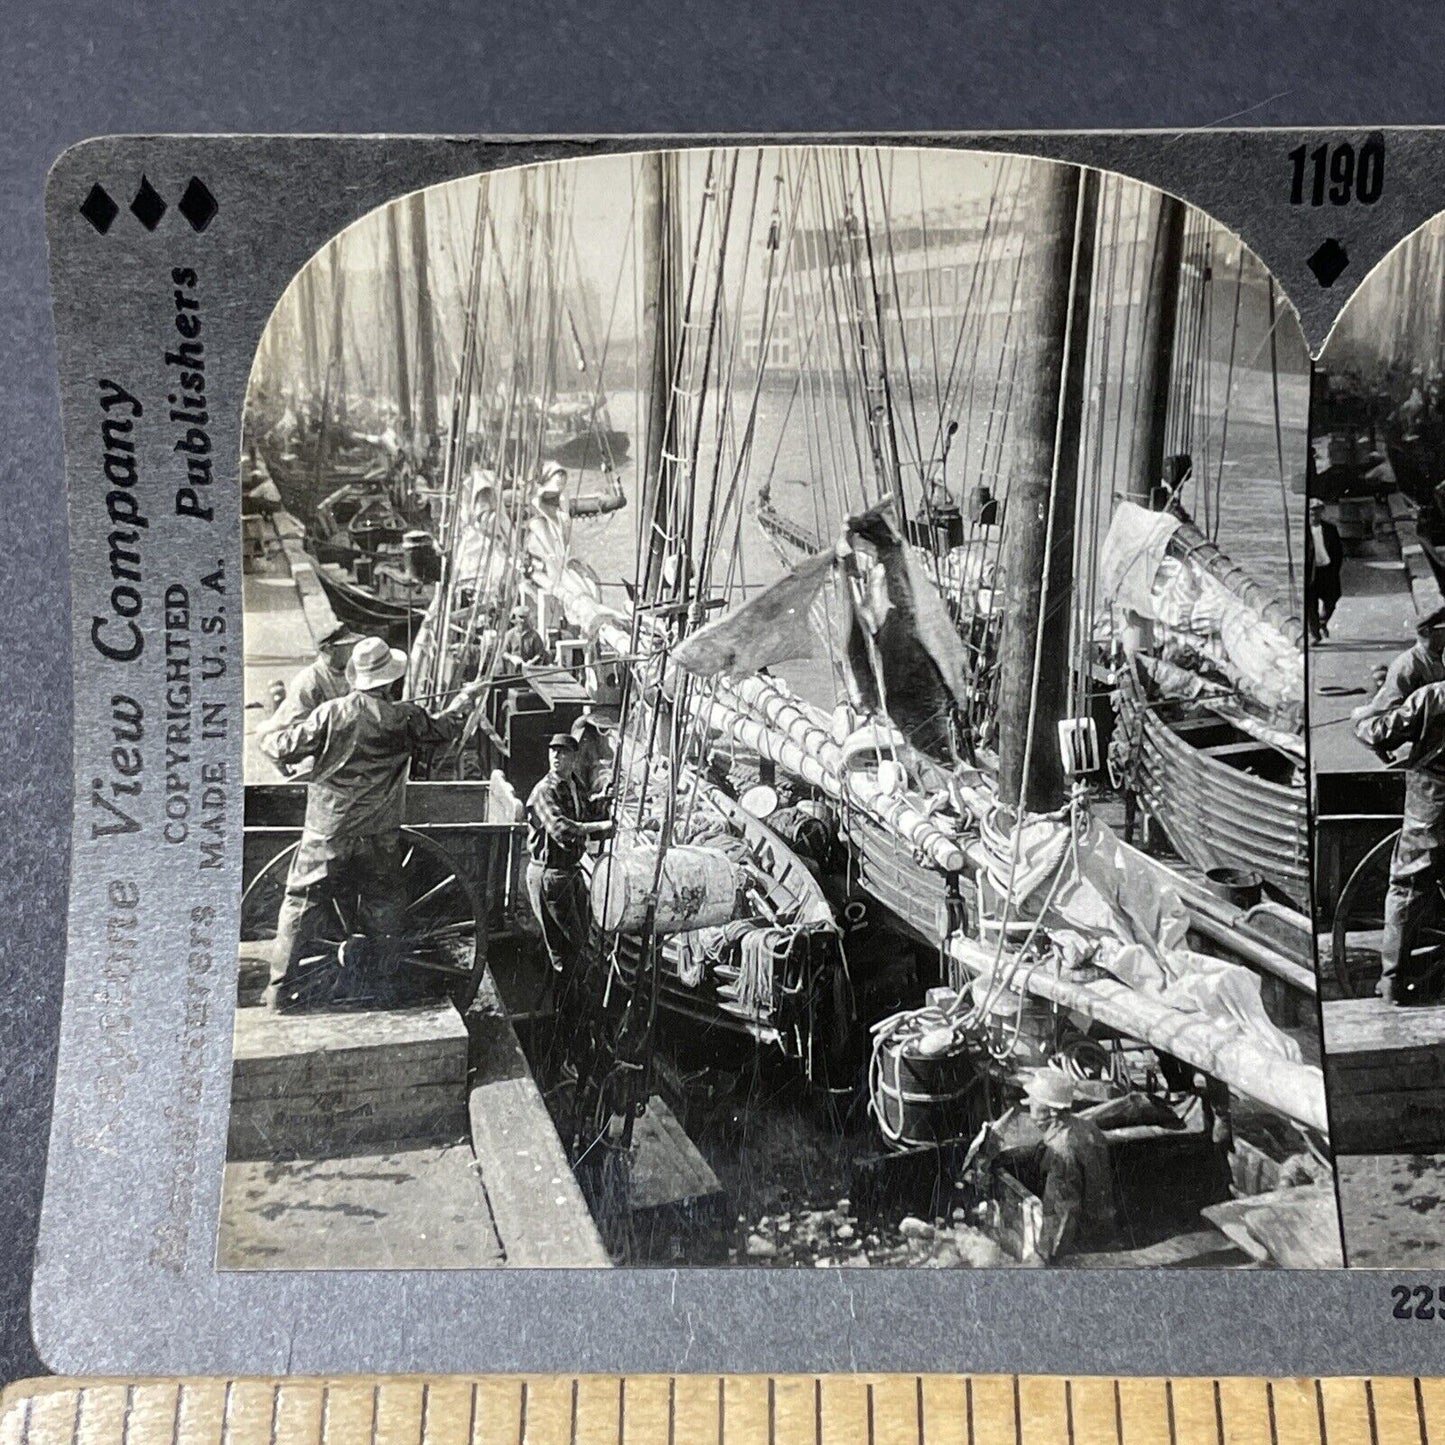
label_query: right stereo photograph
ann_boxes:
[1311,211,1445,1265]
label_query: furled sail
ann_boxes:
[1101,501,1303,724]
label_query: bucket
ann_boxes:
[1203,866,1264,910]
[872,1029,979,1150]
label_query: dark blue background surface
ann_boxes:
[1,0,1437,1383]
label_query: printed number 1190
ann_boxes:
[1290,140,1384,207]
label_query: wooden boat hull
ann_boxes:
[1123,688,1308,907]
[259,441,386,524]
[842,809,953,946]
[546,428,630,469]
[312,559,429,640]
[603,783,856,1082]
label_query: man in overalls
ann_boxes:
[1356,670,1445,1004]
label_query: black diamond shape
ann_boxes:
[130,176,166,231]
[79,183,118,234]
[1307,238,1349,288]
[177,177,217,233]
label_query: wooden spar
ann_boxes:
[385,201,412,429]
[1167,514,1306,649]
[408,191,438,444]
[696,681,969,873]
[638,152,679,597]
[1129,193,1187,504]
[722,676,844,772]
[996,164,1096,814]
[949,934,1327,1134]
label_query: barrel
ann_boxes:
[401,529,443,584]
[590,844,745,935]
[971,978,1056,1067]
[872,1028,979,1150]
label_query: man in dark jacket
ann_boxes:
[1355,675,1445,1003]
[260,635,486,1010]
[525,733,613,1083]
[257,625,361,763]
[984,1068,1120,1264]
[525,733,612,979]
[1305,500,1345,641]
[1019,1068,1119,1263]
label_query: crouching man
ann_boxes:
[983,1067,1120,1265]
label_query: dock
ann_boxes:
[220,946,610,1267]
[1312,496,1445,1155]
[1336,1153,1445,1266]
[1309,498,1420,781]
[242,513,334,779]
[228,515,611,1269]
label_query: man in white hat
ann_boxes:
[1011,1067,1119,1264]
[502,602,548,669]
[259,635,487,1011]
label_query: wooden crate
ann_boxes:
[1324,998,1445,1153]
[228,998,470,1161]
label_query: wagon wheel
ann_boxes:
[1330,827,1445,1001]
[240,827,489,1012]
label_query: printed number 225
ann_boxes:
[1290,141,1384,207]
[1391,1284,1439,1320]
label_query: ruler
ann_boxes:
[0,1376,1437,1445]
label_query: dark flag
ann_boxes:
[842,504,973,764]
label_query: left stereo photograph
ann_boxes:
[43,138,1340,1328]
[221,144,1331,1272]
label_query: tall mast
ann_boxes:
[409,189,440,445]
[996,164,1099,814]
[638,152,681,597]
[1128,191,1186,503]
[386,201,412,427]
[299,263,322,405]
[312,240,348,480]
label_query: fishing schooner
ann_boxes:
[236,145,1335,1270]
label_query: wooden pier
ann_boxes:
[229,517,610,1269]
[220,949,610,1268]
[1313,494,1445,1156]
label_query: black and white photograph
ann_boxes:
[220,144,1337,1272]
[1309,211,1445,1264]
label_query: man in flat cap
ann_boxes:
[257,624,362,773]
[1305,499,1345,642]
[1355,650,1445,1002]
[1350,607,1445,1001]
[525,732,613,990]
[260,635,488,1011]
[1358,605,1445,727]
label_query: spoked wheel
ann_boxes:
[1331,827,1445,1002]
[240,827,489,1012]
[1331,830,1397,1000]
